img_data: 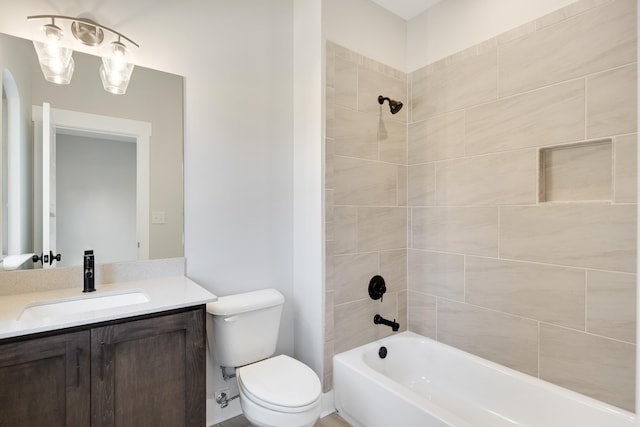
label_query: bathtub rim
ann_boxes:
[333,331,635,424]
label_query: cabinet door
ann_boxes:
[0,331,91,427]
[91,308,205,427]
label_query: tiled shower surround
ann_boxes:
[325,0,637,412]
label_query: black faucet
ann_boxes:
[373,314,399,331]
[83,250,95,293]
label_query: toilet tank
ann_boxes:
[206,288,285,367]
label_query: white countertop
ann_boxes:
[0,276,217,340]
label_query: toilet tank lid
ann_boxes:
[206,288,284,315]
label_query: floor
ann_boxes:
[214,412,352,427]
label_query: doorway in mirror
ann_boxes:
[33,105,151,268]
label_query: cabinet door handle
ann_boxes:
[99,342,105,381]
[76,348,81,387]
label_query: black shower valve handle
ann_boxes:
[368,275,386,301]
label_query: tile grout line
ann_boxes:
[537,321,541,379]
[584,269,588,335]
[584,76,588,142]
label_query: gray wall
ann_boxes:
[56,133,136,266]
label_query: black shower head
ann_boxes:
[388,99,403,114]
[378,95,403,114]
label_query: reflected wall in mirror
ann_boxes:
[0,32,184,270]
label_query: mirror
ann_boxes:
[0,32,184,270]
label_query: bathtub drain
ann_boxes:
[378,346,387,359]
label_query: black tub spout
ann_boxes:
[373,314,399,331]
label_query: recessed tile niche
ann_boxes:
[539,140,613,202]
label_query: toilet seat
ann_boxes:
[237,355,321,413]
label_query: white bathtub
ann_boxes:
[333,331,635,427]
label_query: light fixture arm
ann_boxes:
[27,14,139,48]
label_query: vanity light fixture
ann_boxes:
[27,15,139,94]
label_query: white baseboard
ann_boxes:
[320,389,335,418]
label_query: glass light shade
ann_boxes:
[33,23,74,84]
[99,63,132,95]
[100,41,135,95]
[39,57,75,85]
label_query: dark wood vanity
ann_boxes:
[0,306,206,427]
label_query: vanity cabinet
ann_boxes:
[0,330,91,426]
[0,306,205,427]
[91,308,205,427]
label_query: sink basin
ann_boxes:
[18,290,150,321]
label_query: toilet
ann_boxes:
[207,289,322,427]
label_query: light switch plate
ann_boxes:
[151,211,165,224]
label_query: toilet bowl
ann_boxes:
[206,289,322,427]
[237,355,321,427]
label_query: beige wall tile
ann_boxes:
[500,204,636,272]
[325,290,335,342]
[407,291,437,339]
[326,47,335,86]
[334,293,399,353]
[380,249,407,294]
[397,166,407,207]
[408,250,464,301]
[323,338,334,392]
[334,156,400,206]
[411,49,497,121]
[438,300,539,376]
[325,137,334,189]
[334,56,358,110]
[499,0,636,96]
[330,107,407,164]
[541,140,613,202]
[435,150,538,206]
[329,107,378,160]
[587,270,636,343]
[325,220,334,244]
[325,242,335,293]
[587,63,637,138]
[466,79,585,155]
[325,189,334,242]
[333,252,379,305]
[378,117,407,164]
[357,207,407,252]
[540,324,635,411]
[397,290,408,333]
[466,257,585,329]
[325,188,334,220]
[326,85,335,121]
[358,67,407,123]
[335,298,376,353]
[361,56,407,82]
[408,111,465,164]
[333,207,357,255]
[325,43,409,374]
[411,207,499,256]
[614,134,638,203]
[331,42,363,65]
[408,163,435,206]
